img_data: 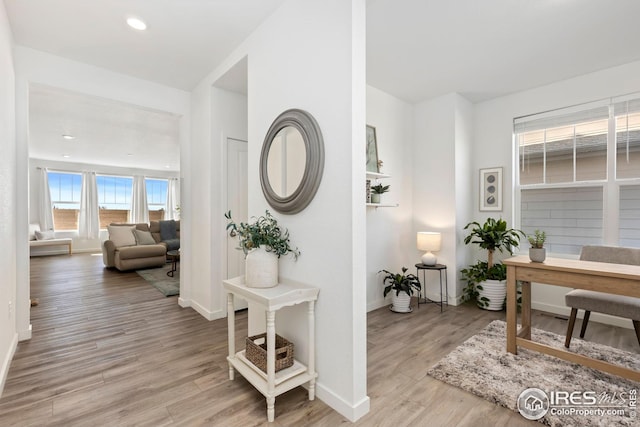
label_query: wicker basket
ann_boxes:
[245,333,294,373]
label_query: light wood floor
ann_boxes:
[0,254,637,426]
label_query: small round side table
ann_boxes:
[415,263,448,312]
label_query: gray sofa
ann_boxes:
[102,221,180,271]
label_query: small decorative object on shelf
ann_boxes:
[370,183,390,204]
[527,229,546,263]
[366,179,371,203]
[225,210,300,288]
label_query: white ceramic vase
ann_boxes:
[477,279,506,311]
[245,246,278,288]
[391,290,412,313]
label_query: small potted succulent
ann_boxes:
[379,267,421,313]
[527,229,546,263]
[370,183,390,204]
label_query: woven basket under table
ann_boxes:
[245,333,294,373]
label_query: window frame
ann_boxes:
[514,95,640,254]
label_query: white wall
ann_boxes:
[186,0,369,421]
[14,47,190,340]
[27,158,179,255]
[413,93,474,304]
[0,0,17,396]
[365,85,414,310]
[474,59,640,328]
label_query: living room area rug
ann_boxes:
[427,320,639,427]
[136,264,180,297]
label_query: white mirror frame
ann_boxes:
[260,109,324,214]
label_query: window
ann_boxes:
[48,171,82,230]
[515,94,640,254]
[146,178,168,221]
[97,175,133,227]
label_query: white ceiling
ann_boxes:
[367,0,640,103]
[7,0,640,169]
[29,84,181,171]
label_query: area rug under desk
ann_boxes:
[136,265,180,297]
[427,320,638,427]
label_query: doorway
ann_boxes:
[226,137,248,310]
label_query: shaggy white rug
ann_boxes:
[427,320,639,427]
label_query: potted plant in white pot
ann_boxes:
[370,183,390,204]
[379,267,421,313]
[225,210,300,288]
[527,229,546,263]
[461,218,524,310]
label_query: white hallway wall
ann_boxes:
[13,46,190,341]
[474,59,640,328]
[0,0,17,396]
[187,0,369,421]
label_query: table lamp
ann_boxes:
[417,232,441,266]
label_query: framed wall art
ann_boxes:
[366,125,379,173]
[479,167,502,211]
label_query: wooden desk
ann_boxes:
[504,255,640,382]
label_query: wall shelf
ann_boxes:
[366,171,391,180]
[366,203,399,208]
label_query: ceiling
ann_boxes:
[7,0,640,169]
[29,84,181,172]
[367,0,640,103]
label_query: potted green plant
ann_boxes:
[370,183,390,204]
[461,218,524,310]
[379,267,421,313]
[225,210,300,288]
[527,229,546,263]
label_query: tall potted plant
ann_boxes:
[379,267,421,313]
[225,210,300,288]
[461,218,523,310]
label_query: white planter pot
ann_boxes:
[390,290,412,313]
[529,248,546,263]
[371,193,381,204]
[477,279,506,311]
[245,247,278,288]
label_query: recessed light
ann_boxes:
[127,17,147,31]
[62,134,75,140]
[164,165,171,169]
[62,154,70,158]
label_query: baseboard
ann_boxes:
[190,300,225,321]
[367,298,387,312]
[531,301,633,330]
[18,324,32,341]
[0,333,19,398]
[178,297,191,308]
[315,382,370,422]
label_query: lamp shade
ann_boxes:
[417,232,441,252]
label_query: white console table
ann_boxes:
[223,276,319,422]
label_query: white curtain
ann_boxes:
[130,175,149,223]
[38,168,55,231]
[78,172,100,239]
[166,178,180,220]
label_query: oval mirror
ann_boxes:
[260,109,324,214]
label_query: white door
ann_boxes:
[226,138,248,310]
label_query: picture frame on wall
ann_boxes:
[366,125,379,173]
[479,167,502,211]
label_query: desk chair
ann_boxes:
[564,245,640,348]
